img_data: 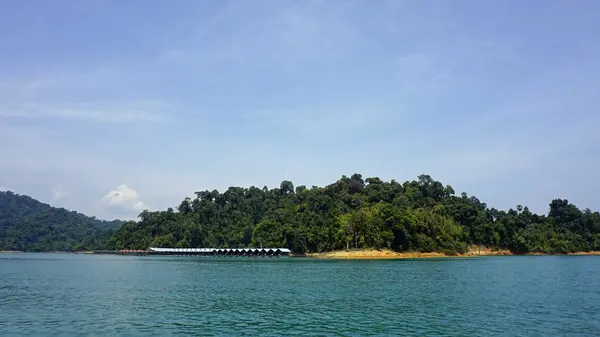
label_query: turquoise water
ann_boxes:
[1,254,599,336]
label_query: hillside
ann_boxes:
[0,191,122,251]
[108,174,600,254]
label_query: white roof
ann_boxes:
[149,247,291,253]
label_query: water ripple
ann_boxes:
[1,254,599,336]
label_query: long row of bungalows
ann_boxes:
[92,247,292,257]
[148,247,292,256]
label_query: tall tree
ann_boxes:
[103,174,600,255]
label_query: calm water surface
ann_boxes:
[1,254,599,336]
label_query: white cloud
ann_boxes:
[102,184,149,212]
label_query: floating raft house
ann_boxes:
[93,247,292,257]
[149,247,292,256]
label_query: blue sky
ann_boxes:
[1,0,599,220]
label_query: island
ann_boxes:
[2,174,600,257]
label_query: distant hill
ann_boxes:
[0,191,122,251]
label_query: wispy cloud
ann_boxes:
[0,101,171,123]
[51,185,69,201]
[0,66,174,123]
[0,68,123,96]
[249,106,399,134]
[157,1,364,68]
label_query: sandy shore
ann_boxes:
[0,251,23,253]
[567,251,600,256]
[308,250,450,259]
[306,247,598,259]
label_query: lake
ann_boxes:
[1,254,599,336]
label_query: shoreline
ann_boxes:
[3,249,600,258]
[306,248,600,259]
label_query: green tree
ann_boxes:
[95,174,600,256]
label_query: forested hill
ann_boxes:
[108,174,600,255]
[0,191,122,251]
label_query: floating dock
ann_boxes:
[93,247,292,257]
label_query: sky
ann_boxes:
[1,0,599,220]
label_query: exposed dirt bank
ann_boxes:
[306,247,597,259]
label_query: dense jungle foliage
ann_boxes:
[108,174,600,255]
[0,191,122,251]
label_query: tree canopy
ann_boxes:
[108,174,600,255]
[0,191,122,251]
